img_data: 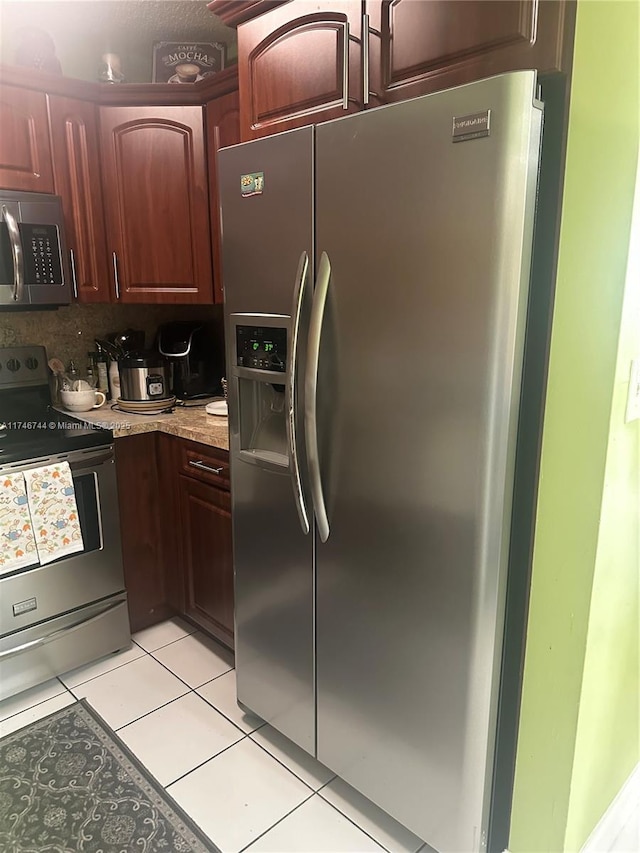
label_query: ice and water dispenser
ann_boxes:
[231,316,291,468]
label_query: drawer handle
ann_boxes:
[189,459,225,475]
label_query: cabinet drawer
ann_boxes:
[179,441,230,489]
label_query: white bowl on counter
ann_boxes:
[60,389,106,412]
[206,400,228,417]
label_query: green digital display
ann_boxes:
[237,326,287,373]
[251,340,274,352]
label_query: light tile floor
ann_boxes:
[0,617,429,853]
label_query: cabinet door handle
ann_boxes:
[2,205,24,302]
[112,251,121,300]
[69,248,79,299]
[361,14,380,104]
[342,20,350,110]
[362,12,370,106]
[189,459,225,475]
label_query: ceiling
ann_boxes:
[1,1,233,43]
[0,1,237,82]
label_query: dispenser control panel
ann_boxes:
[236,325,287,372]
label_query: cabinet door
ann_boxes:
[238,0,363,140]
[48,96,111,303]
[179,474,234,649]
[100,106,214,304]
[116,434,173,633]
[367,0,575,105]
[206,90,240,303]
[0,86,54,192]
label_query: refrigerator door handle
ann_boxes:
[287,250,311,535]
[305,251,331,542]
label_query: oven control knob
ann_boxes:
[25,357,39,370]
[6,358,20,372]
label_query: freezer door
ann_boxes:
[313,72,542,851]
[219,128,315,753]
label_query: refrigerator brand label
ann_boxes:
[241,172,265,197]
[13,597,37,616]
[452,110,491,142]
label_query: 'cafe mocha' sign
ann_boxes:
[152,42,226,83]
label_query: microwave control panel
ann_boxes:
[236,325,287,372]
[21,224,63,285]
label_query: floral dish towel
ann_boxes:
[25,462,84,565]
[0,472,38,574]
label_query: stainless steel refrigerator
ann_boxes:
[219,70,543,853]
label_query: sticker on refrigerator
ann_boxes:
[241,172,265,197]
[452,110,491,142]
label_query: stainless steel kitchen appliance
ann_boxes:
[0,191,71,306]
[157,321,223,402]
[219,72,544,853]
[118,351,171,402]
[0,346,130,699]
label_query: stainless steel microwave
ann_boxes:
[0,191,71,307]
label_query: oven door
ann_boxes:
[0,445,125,636]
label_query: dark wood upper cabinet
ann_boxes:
[206,89,240,303]
[0,85,54,192]
[99,105,214,304]
[367,0,575,105]
[234,1,574,138]
[48,95,111,303]
[238,0,363,140]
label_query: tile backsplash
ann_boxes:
[0,303,224,372]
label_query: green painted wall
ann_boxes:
[564,161,640,848]
[509,1,640,851]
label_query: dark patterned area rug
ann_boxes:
[0,699,219,852]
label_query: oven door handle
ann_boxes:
[0,598,125,662]
[2,205,24,302]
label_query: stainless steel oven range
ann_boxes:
[0,346,130,700]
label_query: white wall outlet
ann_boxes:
[625,358,640,423]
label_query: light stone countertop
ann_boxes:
[54,401,229,451]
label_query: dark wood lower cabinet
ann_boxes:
[178,473,234,648]
[115,433,173,633]
[115,433,234,646]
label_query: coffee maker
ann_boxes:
[157,322,223,402]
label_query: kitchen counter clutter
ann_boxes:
[53,402,229,450]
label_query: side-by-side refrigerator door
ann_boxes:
[218,127,315,754]
[312,72,542,851]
